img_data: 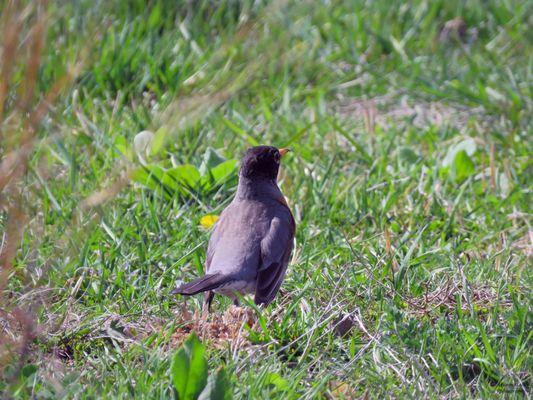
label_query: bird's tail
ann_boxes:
[170,273,230,296]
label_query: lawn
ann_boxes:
[1,0,531,398]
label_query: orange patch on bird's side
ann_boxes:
[199,214,219,229]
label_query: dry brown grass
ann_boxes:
[403,280,512,320]
[170,305,257,350]
[336,92,500,135]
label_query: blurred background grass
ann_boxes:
[0,0,531,398]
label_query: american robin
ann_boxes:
[171,146,295,312]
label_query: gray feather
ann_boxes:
[170,273,231,295]
[255,212,295,305]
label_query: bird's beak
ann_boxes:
[278,148,291,157]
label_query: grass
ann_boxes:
[1,0,531,398]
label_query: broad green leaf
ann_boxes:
[131,165,176,199]
[209,159,238,183]
[200,159,238,188]
[452,150,475,182]
[198,368,232,400]
[171,334,208,400]
[131,165,165,192]
[443,137,476,167]
[199,147,226,176]
[264,372,289,391]
[165,164,201,188]
[150,126,168,156]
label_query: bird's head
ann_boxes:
[239,146,291,181]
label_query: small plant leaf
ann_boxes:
[199,147,226,176]
[452,150,475,182]
[131,165,166,192]
[200,159,238,188]
[171,334,208,400]
[265,372,289,391]
[198,368,232,400]
[150,126,168,156]
[443,137,476,167]
[165,165,201,189]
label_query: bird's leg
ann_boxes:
[231,291,241,307]
[202,291,214,318]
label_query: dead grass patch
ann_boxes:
[171,305,258,350]
[403,280,512,319]
[336,93,501,134]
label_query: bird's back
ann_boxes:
[206,198,288,280]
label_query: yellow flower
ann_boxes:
[199,214,219,229]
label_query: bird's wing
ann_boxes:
[255,208,295,305]
[205,207,230,272]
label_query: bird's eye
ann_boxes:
[274,152,280,162]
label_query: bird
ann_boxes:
[171,146,295,313]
